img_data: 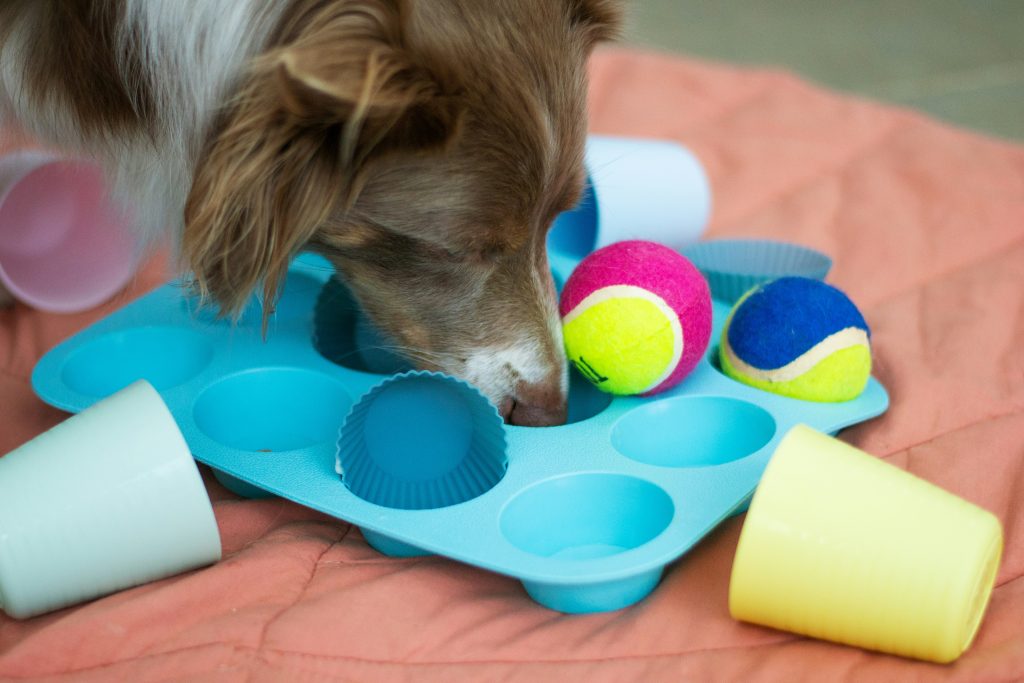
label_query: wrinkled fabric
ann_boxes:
[1,48,1022,682]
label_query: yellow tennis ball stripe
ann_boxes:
[721,342,872,402]
[562,285,684,395]
[722,327,871,383]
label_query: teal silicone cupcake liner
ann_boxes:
[337,372,508,511]
[681,239,832,304]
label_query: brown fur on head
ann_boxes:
[185,0,622,425]
[1,0,618,425]
[183,0,464,317]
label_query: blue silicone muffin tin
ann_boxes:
[32,248,889,614]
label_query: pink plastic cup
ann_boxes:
[0,151,139,312]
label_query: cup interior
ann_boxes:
[0,160,136,311]
[611,396,776,467]
[500,473,673,560]
[61,327,214,398]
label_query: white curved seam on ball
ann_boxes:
[562,284,684,392]
[723,327,869,383]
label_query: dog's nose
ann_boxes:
[503,380,568,427]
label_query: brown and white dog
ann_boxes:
[0,0,621,426]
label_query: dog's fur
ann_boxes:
[0,0,620,426]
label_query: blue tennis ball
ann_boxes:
[719,277,871,402]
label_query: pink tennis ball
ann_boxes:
[560,240,712,396]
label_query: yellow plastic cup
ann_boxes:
[729,425,1003,664]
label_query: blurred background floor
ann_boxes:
[621,0,1024,141]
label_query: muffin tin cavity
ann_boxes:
[500,474,673,560]
[32,250,890,614]
[564,368,613,424]
[611,397,776,468]
[314,277,413,374]
[61,327,214,398]
[194,368,352,452]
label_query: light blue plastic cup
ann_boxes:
[0,380,221,618]
[548,135,711,268]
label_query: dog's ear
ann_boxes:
[184,0,462,322]
[568,0,623,44]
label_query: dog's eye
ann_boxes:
[437,233,522,265]
[458,244,510,265]
[422,242,498,266]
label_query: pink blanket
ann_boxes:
[2,48,1023,681]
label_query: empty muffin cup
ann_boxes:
[729,425,1003,663]
[548,135,711,262]
[60,326,215,399]
[0,380,221,619]
[194,367,353,452]
[313,277,412,374]
[681,239,831,304]
[0,151,139,312]
[611,396,776,468]
[337,372,508,510]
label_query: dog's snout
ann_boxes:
[502,379,568,427]
[509,399,567,427]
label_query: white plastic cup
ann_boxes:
[548,135,711,263]
[0,151,139,312]
[0,381,221,618]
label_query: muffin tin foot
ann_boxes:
[522,568,664,614]
[361,529,432,558]
[212,469,274,499]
